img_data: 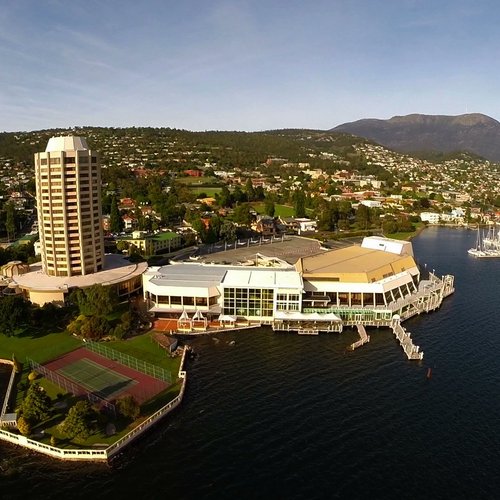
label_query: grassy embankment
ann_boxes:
[385,222,427,241]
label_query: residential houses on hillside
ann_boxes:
[3,128,500,255]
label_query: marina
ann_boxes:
[468,224,500,257]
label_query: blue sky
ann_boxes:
[1,0,499,132]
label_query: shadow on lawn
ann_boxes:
[16,325,68,340]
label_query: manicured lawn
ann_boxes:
[251,203,294,217]
[251,203,313,218]
[176,176,221,186]
[39,377,69,400]
[190,187,222,197]
[108,332,182,374]
[0,331,81,365]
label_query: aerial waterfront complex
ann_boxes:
[0,134,456,466]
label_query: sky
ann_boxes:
[2,0,500,132]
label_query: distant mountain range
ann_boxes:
[332,113,500,161]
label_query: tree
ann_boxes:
[0,295,31,336]
[71,284,118,317]
[232,186,247,204]
[219,221,237,242]
[293,190,306,218]
[109,196,123,234]
[217,185,233,208]
[79,315,111,340]
[67,314,86,337]
[356,204,371,230]
[112,324,127,340]
[5,203,16,242]
[317,200,339,231]
[338,200,353,230]
[17,416,31,436]
[119,311,133,332]
[233,204,253,226]
[254,185,265,200]
[245,178,256,201]
[419,197,431,209]
[21,383,51,423]
[116,395,140,421]
[264,198,275,217]
[59,400,95,441]
[382,217,398,235]
[116,240,129,253]
[12,354,21,374]
[465,207,472,223]
[397,216,414,233]
[204,167,216,178]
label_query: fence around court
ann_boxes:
[28,358,116,415]
[84,341,172,383]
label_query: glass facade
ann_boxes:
[276,293,301,311]
[223,287,274,317]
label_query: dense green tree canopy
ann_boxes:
[0,295,32,336]
[356,204,371,229]
[70,284,118,317]
[293,190,306,218]
[59,400,96,441]
[21,383,51,423]
[116,395,140,421]
[232,204,253,226]
[109,195,123,233]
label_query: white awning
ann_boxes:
[218,314,237,322]
[179,310,190,320]
[274,311,342,322]
[192,310,205,320]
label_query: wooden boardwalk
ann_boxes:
[391,321,423,360]
[349,324,370,351]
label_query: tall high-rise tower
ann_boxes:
[34,136,104,277]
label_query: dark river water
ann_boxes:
[2,226,500,499]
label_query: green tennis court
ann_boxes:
[58,357,136,399]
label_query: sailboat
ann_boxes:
[468,225,500,258]
[482,224,500,252]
